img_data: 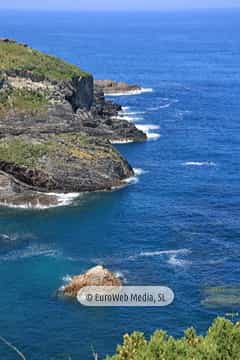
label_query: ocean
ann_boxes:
[0,9,240,359]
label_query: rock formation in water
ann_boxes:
[95,79,142,94]
[0,39,146,205]
[61,265,122,297]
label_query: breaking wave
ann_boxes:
[122,168,146,185]
[0,192,81,210]
[182,161,216,167]
[135,124,161,141]
[113,115,143,122]
[110,139,134,144]
[129,249,191,267]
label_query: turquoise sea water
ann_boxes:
[1,9,240,359]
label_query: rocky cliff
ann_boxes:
[0,39,145,205]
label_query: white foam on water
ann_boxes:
[0,232,36,242]
[123,111,146,116]
[0,192,81,210]
[0,244,60,262]
[120,107,146,116]
[107,88,153,97]
[113,115,143,122]
[159,103,171,109]
[62,274,73,283]
[122,175,139,185]
[121,167,146,186]
[136,125,160,131]
[138,249,190,257]
[147,133,161,140]
[114,271,128,283]
[182,161,216,167]
[133,168,147,176]
[110,139,134,145]
[46,192,81,207]
[129,248,191,267]
[135,124,161,141]
[167,255,190,267]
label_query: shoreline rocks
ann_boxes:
[61,265,122,298]
[0,40,147,205]
[0,134,134,194]
[95,79,142,95]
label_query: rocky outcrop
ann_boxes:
[61,265,122,297]
[0,134,133,194]
[0,172,60,208]
[95,79,141,95]
[60,75,94,111]
[0,40,146,203]
[0,78,146,142]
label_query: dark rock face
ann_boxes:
[61,75,94,111]
[0,42,146,203]
[0,172,61,208]
[0,134,133,194]
[0,79,146,142]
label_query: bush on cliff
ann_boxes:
[106,317,240,360]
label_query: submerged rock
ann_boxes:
[202,286,240,308]
[61,265,122,297]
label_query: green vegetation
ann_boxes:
[0,133,120,169]
[0,87,48,115]
[0,137,50,168]
[0,41,90,81]
[106,317,240,360]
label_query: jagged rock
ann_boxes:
[0,40,146,203]
[95,79,141,94]
[61,265,122,297]
[0,134,133,193]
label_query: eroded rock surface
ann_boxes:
[0,134,133,193]
[61,265,122,297]
[0,40,145,204]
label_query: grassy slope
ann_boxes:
[0,41,90,81]
[0,134,121,169]
[0,40,91,115]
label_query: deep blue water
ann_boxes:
[1,9,240,359]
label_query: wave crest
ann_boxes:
[135,124,161,141]
[130,249,191,267]
[106,88,153,97]
[182,162,216,167]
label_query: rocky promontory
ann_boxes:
[95,79,142,95]
[0,39,146,205]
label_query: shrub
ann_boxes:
[106,317,240,360]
